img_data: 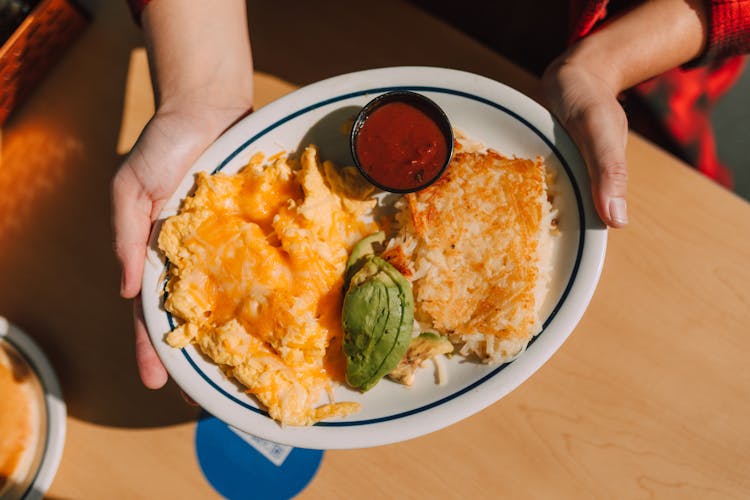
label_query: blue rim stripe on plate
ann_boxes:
[165,86,586,427]
[4,334,52,500]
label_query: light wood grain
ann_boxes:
[52,418,213,500]
[0,1,747,499]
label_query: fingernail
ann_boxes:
[120,273,127,296]
[608,197,628,225]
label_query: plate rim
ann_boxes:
[142,66,607,449]
[0,317,67,500]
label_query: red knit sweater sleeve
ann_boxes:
[707,0,750,58]
[572,0,750,60]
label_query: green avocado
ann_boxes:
[344,231,385,291]
[342,255,413,391]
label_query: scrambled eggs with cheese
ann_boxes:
[159,146,375,425]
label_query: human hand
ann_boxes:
[542,58,629,227]
[113,0,253,389]
[113,98,252,389]
[540,0,710,228]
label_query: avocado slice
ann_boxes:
[342,255,414,391]
[344,231,385,291]
[388,332,454,386]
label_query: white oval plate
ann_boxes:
[142,67,607,449]
[0,317,66,500]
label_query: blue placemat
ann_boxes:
[195,413,323,500]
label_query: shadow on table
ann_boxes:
[0,2,196,428]
[247,0,540,100]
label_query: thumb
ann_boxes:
[566,103,629,227]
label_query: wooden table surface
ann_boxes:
[1,1,748,499]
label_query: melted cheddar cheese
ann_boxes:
[159,146,375,425]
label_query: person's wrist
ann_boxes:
[158,87,253,118]
[156,69,254,113]
[549,37,626,95]
[156,82,254,138]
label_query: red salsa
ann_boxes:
[355,101,448,191]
